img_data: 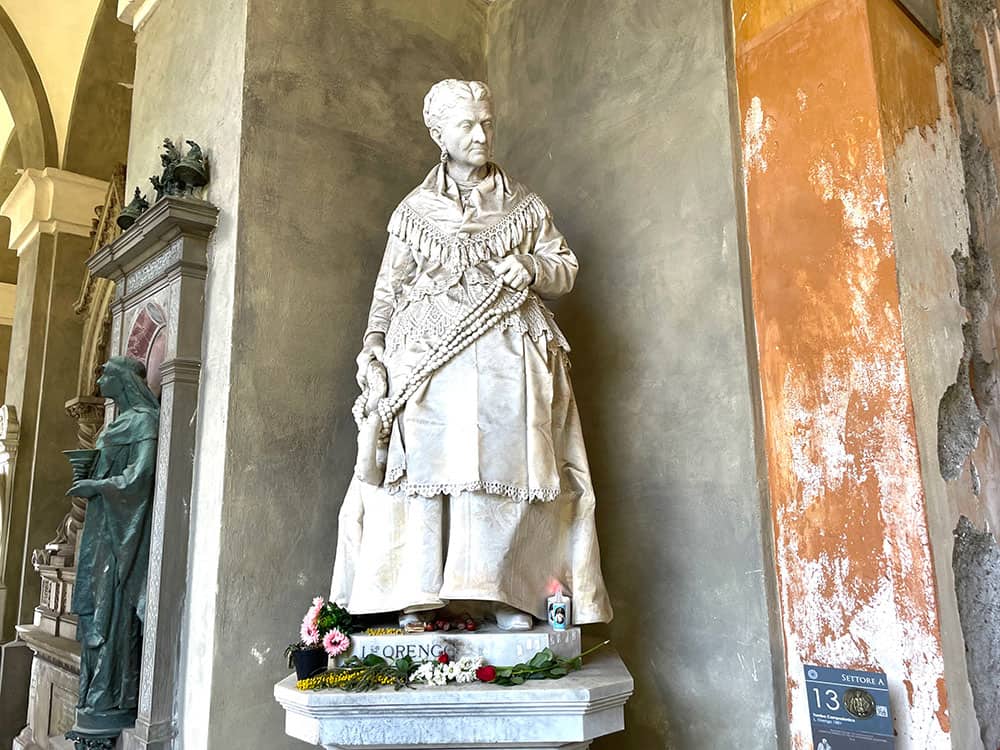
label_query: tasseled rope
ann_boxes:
[387,193,548,273]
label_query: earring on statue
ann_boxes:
[440,147,449,163]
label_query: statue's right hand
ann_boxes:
[67,479,104,498]
[356,333,386,388]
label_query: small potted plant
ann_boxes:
[286,596,354,680]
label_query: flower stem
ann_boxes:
[579,639,612,659]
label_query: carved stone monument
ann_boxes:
[85,194,218,750]
[16,186,218,750]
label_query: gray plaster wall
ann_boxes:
[486,1,782,747]
[888,97,985,750]
[0,324,11,398]
[209,2,486,747]
[124,0,247,745]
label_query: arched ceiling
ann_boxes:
[1,0,103,165]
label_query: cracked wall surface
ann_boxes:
[953,516,1000,750]
[936,0,1000,741]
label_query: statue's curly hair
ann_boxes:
[423,79,492,134]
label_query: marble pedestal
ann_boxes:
[274,649,633,750]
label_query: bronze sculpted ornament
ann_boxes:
[149,137,209,200]
[65,357,159,750]
[332,80,613,632]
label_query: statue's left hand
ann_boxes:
[67,479,105,498]
[492,255,535,291]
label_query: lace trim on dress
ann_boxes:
[383,466,560,503]
[388,193,548,273]
[386,294,570,356]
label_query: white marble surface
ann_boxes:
[275,649,632,750]
[344,625,581,666]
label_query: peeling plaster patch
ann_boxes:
[743,96,775,175]
[953,516,1000,749]
[783,359,853,509]
[808,143,895,342]
[808,143,890,255]
[797,88,808,111]
[296,571,308,587]
[250,645,271,665]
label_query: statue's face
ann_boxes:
[433,100,494,170]
[96,362,123,400]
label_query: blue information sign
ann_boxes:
[804,665,895,750]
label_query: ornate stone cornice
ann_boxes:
[117,0,163,31]
[88,196,218,286]
[0,169,108,255]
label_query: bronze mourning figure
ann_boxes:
[64,357,159,750]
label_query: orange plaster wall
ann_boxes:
[734,0,950,746]
[733,0,826,49]
[867,0,945,154]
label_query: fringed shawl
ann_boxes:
[387,165,550,274]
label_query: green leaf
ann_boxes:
[548,667,568,677]
[511,675,525,685]
[529,649,554,668]
[497,667,513,678]
[363,654,387,667]
[527,671,546,680]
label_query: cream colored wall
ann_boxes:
[0,0,103,165]
[0,94,12,161]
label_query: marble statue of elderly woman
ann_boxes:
[332,79,612,630]
[66,356,158,744]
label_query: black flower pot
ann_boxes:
[293,647,328,680]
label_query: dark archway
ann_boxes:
[63,0,135,179]
[0,7,57,170]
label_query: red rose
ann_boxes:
[437,652,450,664]
[476,666,497,682]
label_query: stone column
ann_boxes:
[87,196,217,750]
[733,0,979,746]
[0,168,106,635]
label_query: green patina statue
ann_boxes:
[64,357,159,750]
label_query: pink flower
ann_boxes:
[300,621,320,646]
[299,596,325,646]
[322,628,350,657]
